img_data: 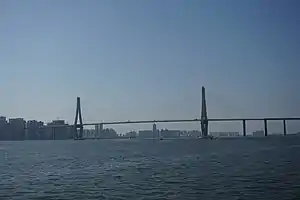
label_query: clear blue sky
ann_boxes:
[0,0,299,133]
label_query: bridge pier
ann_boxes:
[201,87,208,137]
[52,127,55,140]
[74,125,83,139]
[264,119,268,136]
[74,97,84,140]
[242,120,246,136]
[100,123,103,138]
[283,120,287,136]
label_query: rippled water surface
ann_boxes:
[0,137,300,199]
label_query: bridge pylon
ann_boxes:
[74,97,83,140]
[201,86,208,137]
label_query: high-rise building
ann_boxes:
[46,120,70,140]
[100,128,117,138]
[125,131,137,138]
[95,124,104,138]
[138,130,155,138]
[8,118,26,140]
[160,129,180,138]
[83,129,96,138]
[27,120,44,140]
[209,132,240,137]
[0,116,6,123]
[188,130,201,137]
[152,123,159,138]
[0,116,8,140]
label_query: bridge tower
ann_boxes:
[74,97,83,140]
[201,86,208,137]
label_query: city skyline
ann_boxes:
[1,113,299,137]
[2,114,297,141]
[1,0,300,133]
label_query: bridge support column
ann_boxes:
[52,127,55,140]
[242,120,246,136]
[100,123,103,135]
[201,86,208,137]
[283,120,287,136]
[95,125,99,138]
[74,97,83,140]
[264,119,268,136]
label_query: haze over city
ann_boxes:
[1,0,299,133]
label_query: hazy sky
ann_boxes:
[1,0,299,132]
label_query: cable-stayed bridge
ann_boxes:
[43,87,300,140]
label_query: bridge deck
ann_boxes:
[40,117,300,128]
[85,117,300,126]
